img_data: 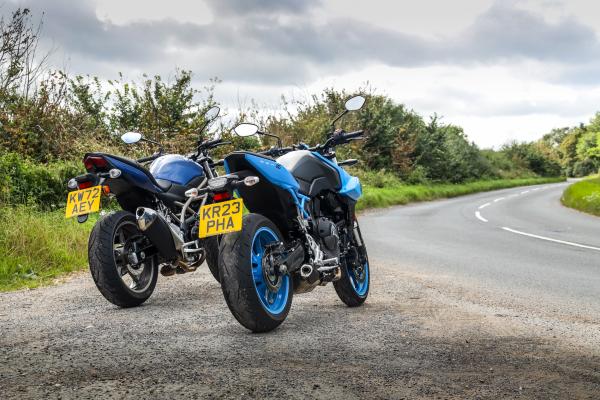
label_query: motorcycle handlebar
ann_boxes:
[308,130,365,153]
[259,146,294,157]
[137,153,160,163]
[199,138,222,149]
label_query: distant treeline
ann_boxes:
[0,7,590,211]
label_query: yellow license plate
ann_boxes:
[199,198,243,238]
[65,186,102,218]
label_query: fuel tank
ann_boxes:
[149,154,204,186]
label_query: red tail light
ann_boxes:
[83,155,109,171]
[213,192,231,202]
[78,181,93,189]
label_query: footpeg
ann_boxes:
[160,265,176,276]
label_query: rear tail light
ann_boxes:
[78,181,93,189]
[83,155,109,172]
[213,192,231,202]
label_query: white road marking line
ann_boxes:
[501,227,600,252]
[475,211,488,223]
[520,190,530,194]
[478,203,490,209]
[531,188,540,191]
[494,197,505,202]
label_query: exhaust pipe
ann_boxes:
[300,264,313,278]
[299,264,320,284]
[136,207,182,262]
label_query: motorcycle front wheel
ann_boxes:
[334,219,370,307]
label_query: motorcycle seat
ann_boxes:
[95,153,170,192]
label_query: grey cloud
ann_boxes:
[3,0,600,86]
[456,2,600,63]
[205,0,321,16]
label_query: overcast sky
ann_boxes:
[4,0,600,148]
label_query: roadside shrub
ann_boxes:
[501,141,562,177]
[572,159,598,177]
[352,168,402,188]
[0,152,82,209]
[406,165,429,184]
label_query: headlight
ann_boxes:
[208,177,228,191]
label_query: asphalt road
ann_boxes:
[1,181,599,399]
[362,180,600,346]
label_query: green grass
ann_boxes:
[561,177,600,216]
[356,177,565,211]
[0,207,94,291]
[0,176,565,292]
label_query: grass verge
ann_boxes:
[561,177,600,217]
[356,177,565,211]
[0,207,94,291]
[1,176,565,292]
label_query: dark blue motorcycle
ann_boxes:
[210,96,370,332]
[66,106,227,307]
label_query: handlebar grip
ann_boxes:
[199,138,223,149]
[214,159,225,166]
[338,159,359,167]
[137,154,158,163]
[343,130,364,141]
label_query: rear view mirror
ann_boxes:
[121,131,142,144]
[204,106,220,122]
[233,123,259,137]
[345,95,365,111]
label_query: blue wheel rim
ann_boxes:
[348,260,369,296]
[250,227,290,315]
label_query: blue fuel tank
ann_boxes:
[149,154,204,186]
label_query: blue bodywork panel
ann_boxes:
[150,154,204,185]
[243,153,299,191]
[312,152,362,201]
[105,156,163,193]
[225,151,362,209]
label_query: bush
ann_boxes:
[0,152,83,210]
[351,168,402,188]
[406,165,429,184]
[501,141,562,177]
[572,159,598,177]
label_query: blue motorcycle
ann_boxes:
[66,106,227,307]
[208,96,370,332]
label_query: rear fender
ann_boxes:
[104,156,164,194]
[224,152,305,238]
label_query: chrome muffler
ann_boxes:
[300,264,313,278]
